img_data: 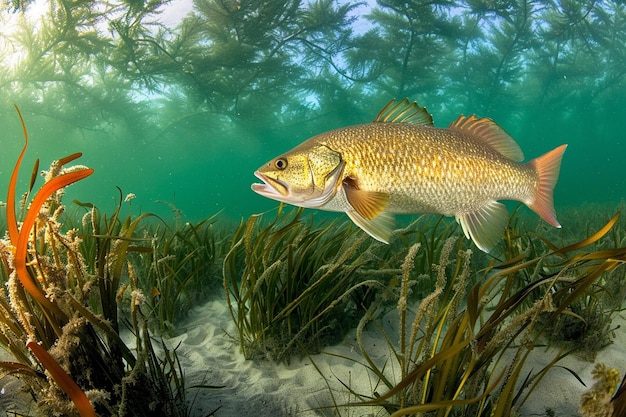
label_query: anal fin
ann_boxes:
[456,201,509,253]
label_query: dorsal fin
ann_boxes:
[448,115,524,162]
[374,98,434,126]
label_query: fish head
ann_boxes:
[252,144,345,208]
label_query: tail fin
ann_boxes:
[527,144,567,228]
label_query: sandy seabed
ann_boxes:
[169,299,626,417]
[2,298,625,417]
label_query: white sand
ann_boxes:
[170,299,626,417]
[2,299,625,417]
[169,299,385,417]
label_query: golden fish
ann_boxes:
[252,99,566,252]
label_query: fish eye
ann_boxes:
[274,158,288,170]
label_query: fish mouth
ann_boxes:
[251,171,289,197]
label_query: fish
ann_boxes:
[251,98,567,252]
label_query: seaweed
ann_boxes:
[2,107,624,416]
[223,207,383,362]
[141,212,225,333]
[580,363,621,417]
[222,205,466,364]
[1,0,625,137]
[313,211,626,416]
[0,109,191,416]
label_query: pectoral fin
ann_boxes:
[456,201,509,253]
[343,177,393,243]
[343,177,389,220]
[346,210,395,243]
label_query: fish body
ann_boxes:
[252,99,566,252]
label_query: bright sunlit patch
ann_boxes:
[0,14,22,71]
[0,0,191,73]
[0,1,47,71]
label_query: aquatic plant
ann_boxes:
[580,363,621,417]
[610,372,626,417]
[223,195,480,364]
[392,214,479,300]
[2,0,625,141]
[223,207,384,362]
[140,213,225,333]
[1,1,625,222]
[0,109,189,416]
[317,211,626,416]
[540,264,626,360]
[354,0,454,99]
[503,209,626,360]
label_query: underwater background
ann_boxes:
[0,0,624,225]
[1,1,626,417]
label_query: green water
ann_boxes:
[0,0,624,226]
[1,2,626,415]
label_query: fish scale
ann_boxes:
[315,122,539,221]
[252,98,566,253]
